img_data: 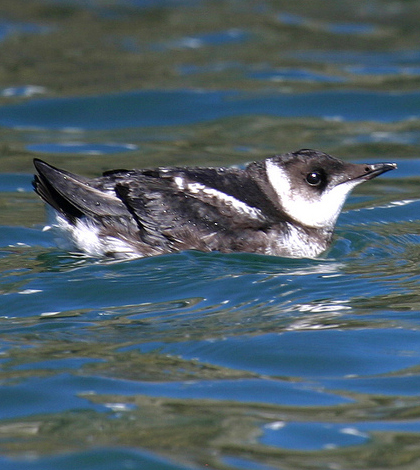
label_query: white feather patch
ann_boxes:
[267,222,328,258]
[265,160,362,229]
[47,211,136,257]
[174,177,265,221]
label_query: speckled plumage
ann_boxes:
[33,149,396,258]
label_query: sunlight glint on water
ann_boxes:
[1,1,420,469]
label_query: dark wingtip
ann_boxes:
[33,157,45,168]
[32,159,48,191]
[32,158,84,221]
[33,158,59,175]
[32,158,55,192]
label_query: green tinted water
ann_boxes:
[1,1,420,469]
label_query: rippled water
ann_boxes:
[2,1,420,469]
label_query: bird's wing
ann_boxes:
[114,168,271,235]
[33,159,128,221]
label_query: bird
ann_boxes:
[33,149,396,259]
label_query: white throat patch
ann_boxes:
[265,160,361,229]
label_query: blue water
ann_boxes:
[1,1,420,469]
[278,12,376,36]
[3,89,420,132]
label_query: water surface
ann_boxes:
[1,1,420,469]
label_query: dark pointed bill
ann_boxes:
[361,162,397,180]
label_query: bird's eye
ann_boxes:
[306,171,323,186]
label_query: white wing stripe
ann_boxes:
[174,176,264,221]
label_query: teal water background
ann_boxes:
[1,1,420,469]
